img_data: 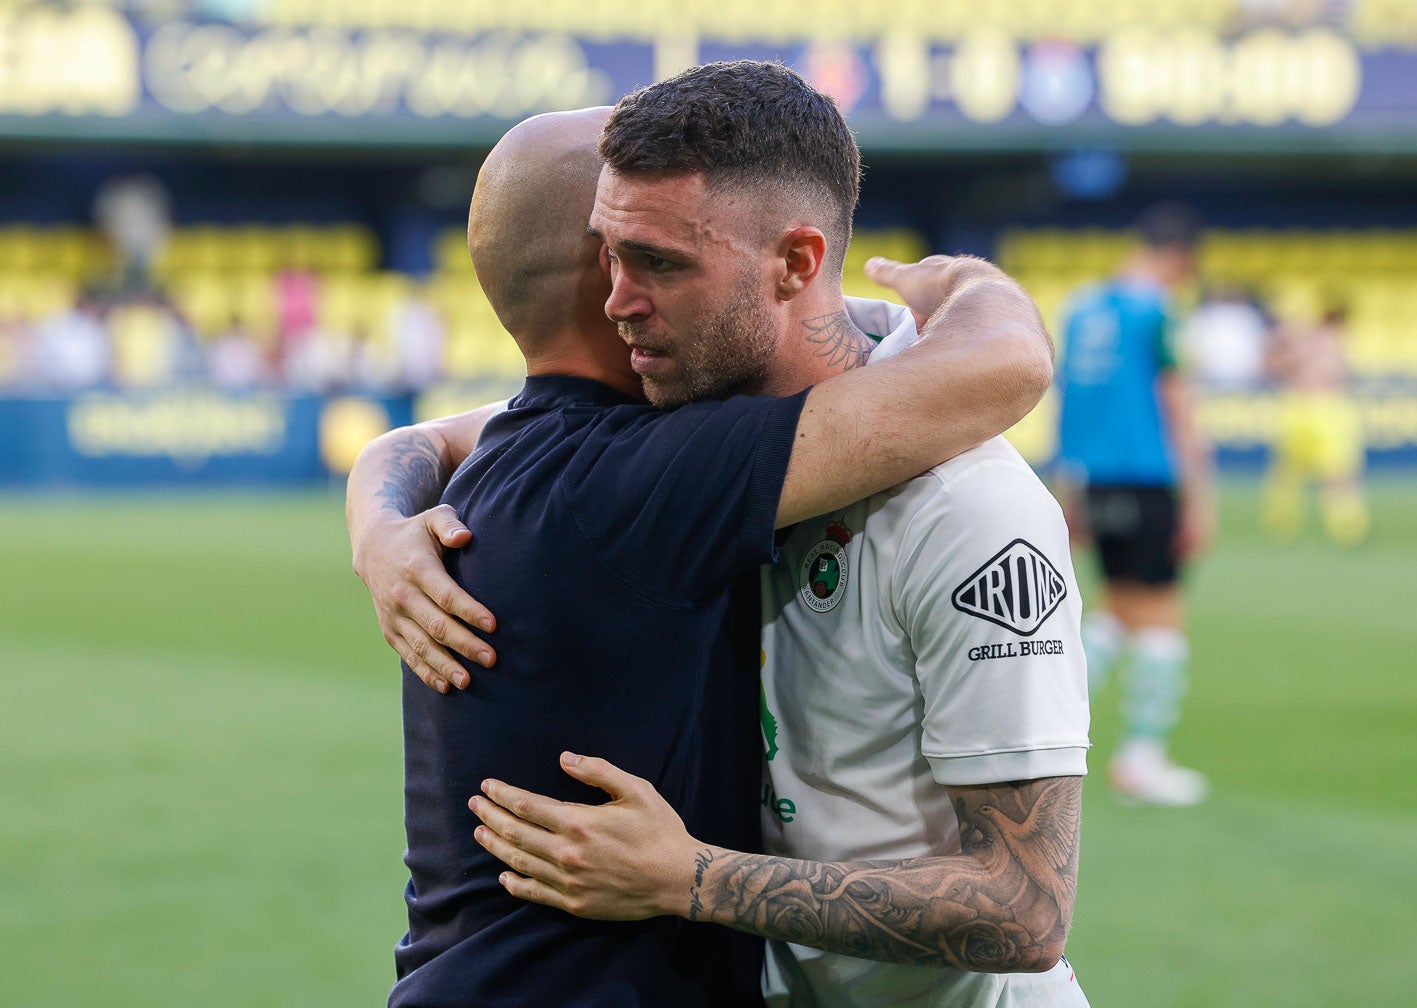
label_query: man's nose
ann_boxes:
[604,268,651,324]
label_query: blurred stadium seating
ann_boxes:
[8,218,1417,394]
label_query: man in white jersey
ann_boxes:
[755,299,1089,1005]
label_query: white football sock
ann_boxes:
[1122,626,1189,744]
[1081,609,1124,693]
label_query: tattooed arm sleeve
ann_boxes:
[688,775,1081,973]
[352,404,503,520]
[368,427,451,518]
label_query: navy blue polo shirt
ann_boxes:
[391,375,808,1008]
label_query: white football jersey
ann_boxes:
[757,300,1091,1008]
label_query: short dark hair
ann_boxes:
[600,60,861,271]
[1134,202,1202,251]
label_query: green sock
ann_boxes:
[1123,627,1188,742]
[1081,610,1124,694]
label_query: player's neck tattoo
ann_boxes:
[802,311,874,372]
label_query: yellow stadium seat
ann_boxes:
[48,229,91,277]
[1345,318,1388,378]
[434,228,474,273]
[150,231,187,279]
[427,275,487,327]
[1322,232,1365,276]
[1358,232,1404,273]
[1033,278,1084,342]
[109,303,180,388]
[442,325,479,379]
[845,227,927,263]
[278,226,321,272]
[358,271,412,343]
[0,227,40,272]
[182,226,229,273]
[22,272,75,321]
[305,229,339,272]
[842,227,928,299]
[168,272,232,339]
[442,286,522,379]
[229,272,279,333]
[1213,231,1273,283]
[443,314,522,380]
[227,225,278,273]
[1197,233,1237,277]
[1265,276,1322,325]
[1386,231,1417,273]
[317,272,364,334]
[327,227,378,272]
[0,277,24,320]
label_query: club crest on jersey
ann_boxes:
[952,539,1067,636]
[798,521,851,613]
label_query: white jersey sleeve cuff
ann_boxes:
[926,744,1090,786]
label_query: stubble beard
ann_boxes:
[630,269,777,409]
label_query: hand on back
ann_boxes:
[353,503,497,692]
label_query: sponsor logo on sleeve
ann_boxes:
[967,639,1066,661]
[952,538,1067,636]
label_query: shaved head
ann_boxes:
[468,106,612,350]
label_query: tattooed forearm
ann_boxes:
[689,849,713,921]
[687,777,1081,973]
[373,430,449,517]
[803,311,876,371]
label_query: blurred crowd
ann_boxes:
[0,174,455,398]
[0,273,449,396]
[0,235,1354,400]
[0,175,1384,402]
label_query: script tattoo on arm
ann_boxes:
[373,429,449,518]
[803,310,877,371]
[686,776,1081,973]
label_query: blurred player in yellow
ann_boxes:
[1262,305,1370,545]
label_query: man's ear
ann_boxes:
[775,226,827,300]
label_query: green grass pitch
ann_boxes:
[2,481,1414,1006]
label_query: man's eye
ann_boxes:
[645,255,673,272]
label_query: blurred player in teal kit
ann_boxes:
[1056,204,1216,806]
